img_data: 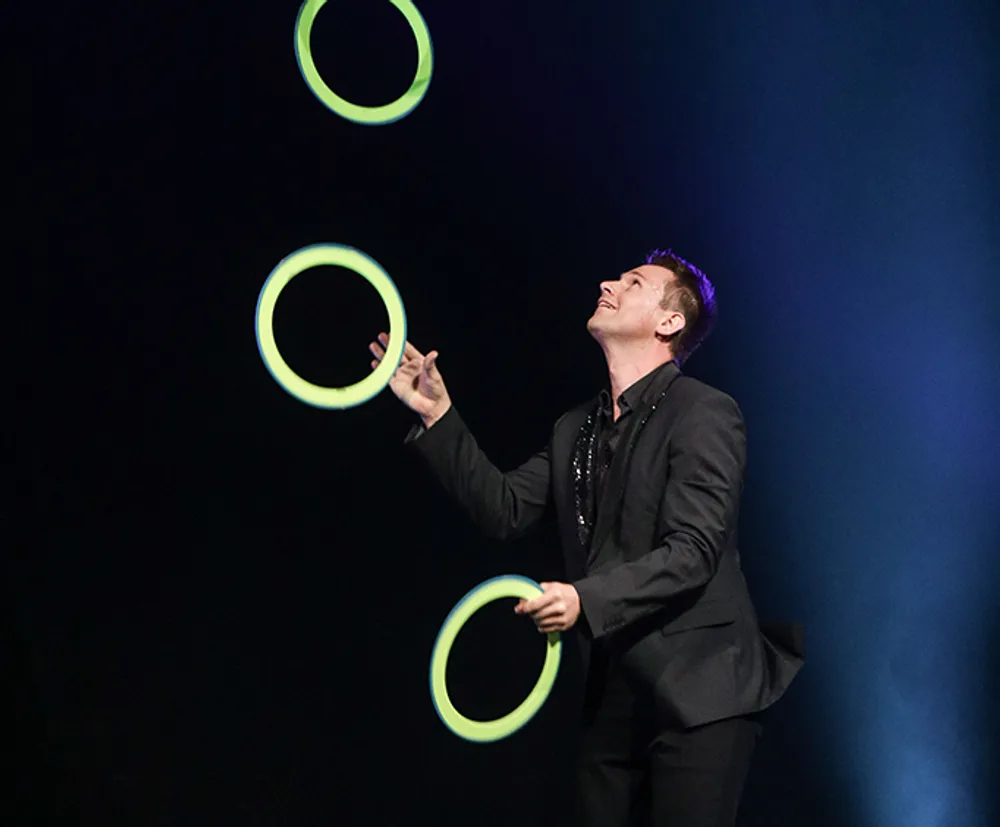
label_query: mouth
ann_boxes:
[597,301,615,310]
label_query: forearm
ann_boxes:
[405,406,550,540]
[573,533,724,638]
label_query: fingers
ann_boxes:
[529,605,566,623]
[370,334,448,394]
[514,595,569,632]
[534,609,571,632]
[517,591,558,615]
[370,344,421,373]
[371,335,416,369]
[423,351,442,379]
[377,332,424,362]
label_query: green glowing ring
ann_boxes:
[429,575,562,743]
[255,244,406,409]
[294,0,434,125]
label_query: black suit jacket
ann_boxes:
[406,361,803,728]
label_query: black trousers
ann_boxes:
[573,644,761,827]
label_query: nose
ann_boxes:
[599,281,615,297]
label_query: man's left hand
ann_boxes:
[514,582,581,632]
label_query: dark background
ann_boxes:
[14,0,1000,824]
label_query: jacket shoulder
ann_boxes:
[548,397,598,443]
[557,396,598,425]
[669,375,741,412]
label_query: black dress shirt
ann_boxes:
[594,360,677,511]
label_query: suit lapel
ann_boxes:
[570,404,600,554]
[586,363,682,568]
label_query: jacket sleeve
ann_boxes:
[572,392,746,639]
[404,405,552,541]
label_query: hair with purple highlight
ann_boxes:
[645,248,718,364]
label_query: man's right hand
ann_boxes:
[369,332,452,428]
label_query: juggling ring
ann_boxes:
[429,575,562,743]
[294,0,434,125]
[255,244,407,409]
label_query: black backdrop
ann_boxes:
[14,0,1000,825]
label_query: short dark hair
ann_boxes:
[645,248,718,364]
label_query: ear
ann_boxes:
[656,309,686,339]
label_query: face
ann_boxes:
[586,264,685,345]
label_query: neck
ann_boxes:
[601,341,674,413]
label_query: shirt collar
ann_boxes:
[599,359,680,421]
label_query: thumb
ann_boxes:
[423,351,441,378]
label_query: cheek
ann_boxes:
[636,301,662,322]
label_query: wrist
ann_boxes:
[420,399,452,430]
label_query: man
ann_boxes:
[368,249,803,826]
